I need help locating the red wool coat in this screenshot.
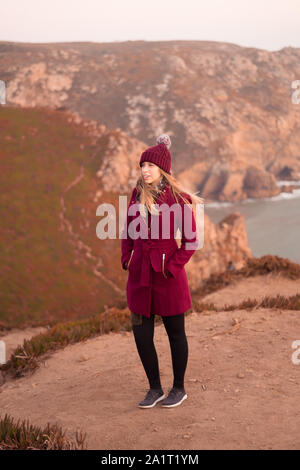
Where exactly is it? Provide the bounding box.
[121,184,198,318]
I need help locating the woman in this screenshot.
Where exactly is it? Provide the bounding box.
[121,134,203,409]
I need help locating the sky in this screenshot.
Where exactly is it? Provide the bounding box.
[1,0,300,52]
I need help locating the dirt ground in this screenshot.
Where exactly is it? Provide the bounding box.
[0,273,300,450]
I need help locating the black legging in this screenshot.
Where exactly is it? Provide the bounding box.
[131,312,188,390]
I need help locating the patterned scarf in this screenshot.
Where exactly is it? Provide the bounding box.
[152,175,168,199]
[136,176,168,202]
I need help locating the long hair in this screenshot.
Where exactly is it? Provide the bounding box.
[136,167,204,218]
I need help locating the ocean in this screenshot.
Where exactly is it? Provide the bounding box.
[204,180,300,264]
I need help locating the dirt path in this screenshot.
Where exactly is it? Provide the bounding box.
[59,164,124,296]
[1,293,300,449]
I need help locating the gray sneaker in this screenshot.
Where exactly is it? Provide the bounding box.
[161,387,187,408]
[138,388,165,408]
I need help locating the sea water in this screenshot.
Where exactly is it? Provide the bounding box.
[205,182,300,264]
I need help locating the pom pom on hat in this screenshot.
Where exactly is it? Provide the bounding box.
[156,133,171,149]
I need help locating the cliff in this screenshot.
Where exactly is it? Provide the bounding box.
[1,40,300,201]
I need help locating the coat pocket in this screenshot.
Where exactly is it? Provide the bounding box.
[127,249,134,269]
[162,253,168,278]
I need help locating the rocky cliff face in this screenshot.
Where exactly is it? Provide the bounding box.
[95,130,145,197]
[1,40,300,202]
[187,212,252,290]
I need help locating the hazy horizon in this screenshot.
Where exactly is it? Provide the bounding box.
[1,0,300,52]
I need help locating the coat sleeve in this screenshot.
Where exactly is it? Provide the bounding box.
[165,193,198,279]
[121,187,137,270]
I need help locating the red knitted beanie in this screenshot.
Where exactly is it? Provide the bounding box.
[139,134,172,174]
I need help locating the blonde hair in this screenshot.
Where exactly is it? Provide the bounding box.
[136,167,204,218]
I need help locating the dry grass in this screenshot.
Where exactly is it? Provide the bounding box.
[193,293,300,313]
[0,413,86,450]
[223,293,300,311]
